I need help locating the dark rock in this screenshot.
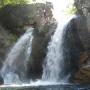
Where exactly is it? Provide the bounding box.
[0,3,53,36]
[61,12,90,82]
[0,26,18,68]
[0,75,4,84]
[73,0,90,84]
[26,22,57,79]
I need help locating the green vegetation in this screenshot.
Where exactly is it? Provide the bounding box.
[65,5,77,15]
[0,0,31,8]
[0,0,45,8]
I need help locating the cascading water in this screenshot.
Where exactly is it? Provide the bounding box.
[0,2,88,90]
[42,15,75,83]
[0,0,77,87]
[42,0,75,83]
[1,27,33,84]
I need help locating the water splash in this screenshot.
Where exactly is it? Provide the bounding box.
[1,27,33,84]
[42,0,75,82]
[42,15,75,82]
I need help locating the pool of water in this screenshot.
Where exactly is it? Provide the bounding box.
[0,84,90,90]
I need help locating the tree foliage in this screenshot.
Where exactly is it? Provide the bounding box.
[0,0,31,7]
[65,5,77,15]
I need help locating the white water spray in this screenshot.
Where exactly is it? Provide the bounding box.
[42,15,75,82]
[42,0,75,82]
[1,27,33,84]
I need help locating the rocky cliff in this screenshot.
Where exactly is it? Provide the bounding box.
[74,0,90,84]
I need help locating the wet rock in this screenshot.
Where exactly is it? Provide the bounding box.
[62,16,85,81]
[74,52,90,84]
[79,52,89,65]
[74,67,90,84]
[26,22,57,79]
[0,75,4,85]
[73,0,90,84]
[0,26,17,68]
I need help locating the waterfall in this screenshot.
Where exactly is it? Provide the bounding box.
[0,0,76,85]
[41,0,75,83]
[42,15,75,82]
[1,27,33,84]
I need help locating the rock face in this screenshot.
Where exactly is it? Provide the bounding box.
[0,3,53,61]
[73,0,90,84]
[26,22,56,79]
[0,3,53,36]
[62,13,90,83]
[62,16,84,82]
[0,26,17,68]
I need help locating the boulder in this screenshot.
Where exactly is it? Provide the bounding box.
[72,0,90,83]
[26,22,57,79]
[0,3,53,36]
[62,16,84,81]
